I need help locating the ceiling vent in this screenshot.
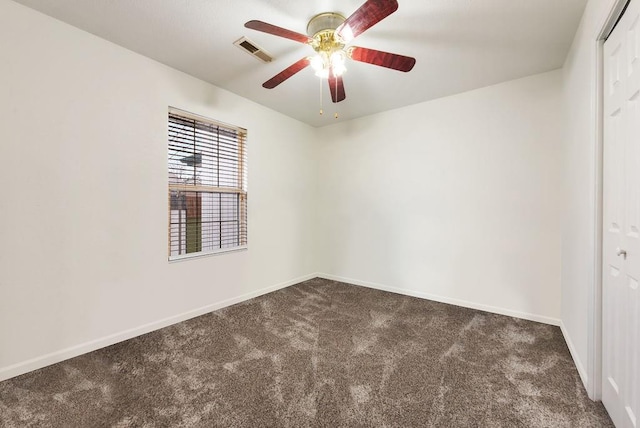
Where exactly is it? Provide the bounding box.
[233,37,274,63]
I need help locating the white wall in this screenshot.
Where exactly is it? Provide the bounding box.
[316,70,564,324]
[560,0,618,397]
[0,0,318,380]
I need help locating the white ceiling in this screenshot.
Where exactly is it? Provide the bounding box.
[13,0,587,127]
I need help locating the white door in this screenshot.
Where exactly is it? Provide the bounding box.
[603,0,640,426]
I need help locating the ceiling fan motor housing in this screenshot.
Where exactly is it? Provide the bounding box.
[307,12,347,55]
[306,13,348,79]
[306,12,345,37]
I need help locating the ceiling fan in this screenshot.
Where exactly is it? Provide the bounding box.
[244,0,416,104]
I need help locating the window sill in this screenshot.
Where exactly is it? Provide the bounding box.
[168,246,248,263]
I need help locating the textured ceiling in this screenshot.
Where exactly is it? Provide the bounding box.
[13,0,587,127]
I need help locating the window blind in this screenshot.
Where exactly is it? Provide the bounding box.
[168,109,247,259]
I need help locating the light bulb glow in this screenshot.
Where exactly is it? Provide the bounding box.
[339,25,354,43]
[330,51,347,77]
[310,55,324,72]
[332,63,346,77]
[311,49,347,79]
[315,68,330,79]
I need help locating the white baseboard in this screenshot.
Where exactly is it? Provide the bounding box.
[317,273,561,326]
[560,321,589,389]
[0,273,316,382]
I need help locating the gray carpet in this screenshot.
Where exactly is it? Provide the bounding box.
[0,278,612,427]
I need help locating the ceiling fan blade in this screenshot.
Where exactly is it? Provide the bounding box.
[336,0,398,42]
[328,71,346,103]
[349,46,416,72]
[263,57,310,89]
[245,20,312,44]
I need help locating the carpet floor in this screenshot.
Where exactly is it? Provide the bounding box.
[0,278,612,427]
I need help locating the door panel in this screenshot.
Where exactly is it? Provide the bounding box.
[625,2,640,426]
[603,0,640,426]
[604,27,626,427]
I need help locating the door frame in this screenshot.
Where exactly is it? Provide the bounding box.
[590,0,630,401]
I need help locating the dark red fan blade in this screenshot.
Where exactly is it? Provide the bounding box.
[263,57,310,89]
[336,0,398,41]
[328,70,346,103]
[245,20,311,44]
[349,46,416,72]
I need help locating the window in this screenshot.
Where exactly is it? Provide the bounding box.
[168,108,247,260]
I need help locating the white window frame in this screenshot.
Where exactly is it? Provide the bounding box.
[168,107,247,261]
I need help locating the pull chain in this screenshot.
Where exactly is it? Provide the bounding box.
[319,76,323,116]
[334,75,339,119]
